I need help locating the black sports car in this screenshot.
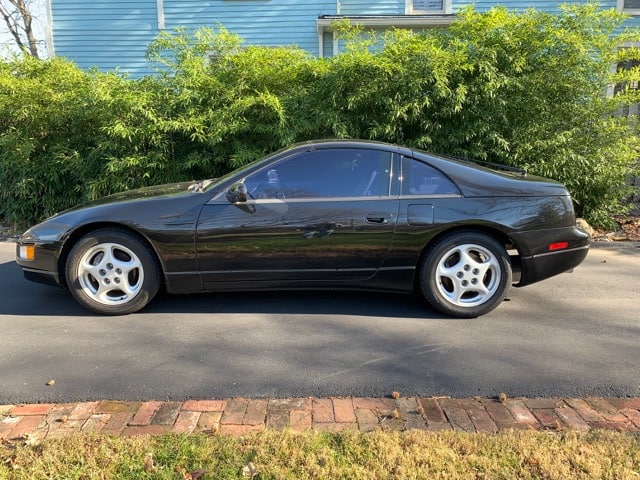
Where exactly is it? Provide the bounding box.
[16,140,590,317]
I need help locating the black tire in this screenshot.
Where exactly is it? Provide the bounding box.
[65,229,161,315]
[419,231,512,318]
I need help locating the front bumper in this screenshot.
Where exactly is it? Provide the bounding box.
[21,267,62,287]
[16,240,64,288]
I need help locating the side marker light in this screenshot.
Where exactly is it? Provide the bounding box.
[549,242,569,251]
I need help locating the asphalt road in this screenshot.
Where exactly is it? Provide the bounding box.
[1,240,638,404]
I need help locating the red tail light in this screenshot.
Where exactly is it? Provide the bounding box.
[549,242,569,251]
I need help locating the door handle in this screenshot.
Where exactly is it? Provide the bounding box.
[366,216,390,224]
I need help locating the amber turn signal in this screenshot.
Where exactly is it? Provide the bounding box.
[19,245,35,261]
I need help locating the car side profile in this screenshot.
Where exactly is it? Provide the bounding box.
[16,140,590,317]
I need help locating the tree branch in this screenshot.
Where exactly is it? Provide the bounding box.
[0,0,40,57]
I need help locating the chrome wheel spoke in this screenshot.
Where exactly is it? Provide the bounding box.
[77,242,144,306]
[435,243,501,308]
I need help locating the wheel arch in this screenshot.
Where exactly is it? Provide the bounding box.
[57,222,165,290]
[414,224,520,290]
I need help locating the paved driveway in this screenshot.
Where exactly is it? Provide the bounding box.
[0,241,638,404]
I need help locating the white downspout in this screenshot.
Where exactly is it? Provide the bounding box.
[157,0,165,29]
[44,0,54,57]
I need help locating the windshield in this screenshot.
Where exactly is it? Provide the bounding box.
[202,144,303,192]
[202,158,263,192]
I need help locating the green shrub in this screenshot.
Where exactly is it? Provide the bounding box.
[1,6,638,228]
[0,57,98,224]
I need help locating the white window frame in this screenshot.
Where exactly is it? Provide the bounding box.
[406,0,451,15]
[618,0,640,16]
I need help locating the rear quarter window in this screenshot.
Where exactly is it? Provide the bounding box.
[402,157,460,196]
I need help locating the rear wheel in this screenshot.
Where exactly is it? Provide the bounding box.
[65,229,161,315]
[419,232,512,318]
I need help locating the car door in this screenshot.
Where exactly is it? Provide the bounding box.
[195,147,400,287]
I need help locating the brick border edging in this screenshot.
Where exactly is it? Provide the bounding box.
[2,397,640,441]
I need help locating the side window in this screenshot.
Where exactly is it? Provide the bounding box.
[402,157,459,196]
[245,149,392,199]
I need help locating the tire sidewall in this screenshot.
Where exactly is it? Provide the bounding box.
[66,229,160,315]
[420,232,512,318]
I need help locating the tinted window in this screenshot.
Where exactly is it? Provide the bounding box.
[245,149,392,199]
[402,157,459,196]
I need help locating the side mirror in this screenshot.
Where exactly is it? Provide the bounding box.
[226,182,248,203]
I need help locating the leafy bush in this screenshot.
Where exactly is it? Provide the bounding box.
[0,57,98,223]
[0,5,638,228]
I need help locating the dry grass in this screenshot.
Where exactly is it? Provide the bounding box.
[2,429,639,479]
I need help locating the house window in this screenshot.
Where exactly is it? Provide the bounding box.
[406,0,448,14]
[619,0,640,14]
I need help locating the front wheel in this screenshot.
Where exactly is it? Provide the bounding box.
[419,232,512,318]
[65,229,161,315]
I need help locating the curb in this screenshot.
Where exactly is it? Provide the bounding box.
[2,396,640,440]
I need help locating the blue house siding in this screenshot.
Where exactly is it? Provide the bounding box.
[48,0,640,76]
[340,0,404,15]
[50,0,159,75]
[163,0,336,55]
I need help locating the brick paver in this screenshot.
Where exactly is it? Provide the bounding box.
[565,398,605,422]
[101,412,132,436]
[172,411,201,434]
[196,412,222,433]
[152,402,181,425]
[220,398,248,425]
[69,401,99,420]
[290,410,312,431]
[481,399,521,429]
[129,401,162,426]
[1,396,639,440]
[10,404,54,416]
[555,406,590,431]
[585,398,629,423]
[532,409,563,430]
[312,398,334,423]
[82,414,111,433]
[505,399,540,427]
[440,400,476,432]
[332,398,356,423]
[243,400,268,425]
[182,400,226,412]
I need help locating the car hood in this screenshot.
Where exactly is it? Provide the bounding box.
[59,181,206,213]
[22,181,209,242]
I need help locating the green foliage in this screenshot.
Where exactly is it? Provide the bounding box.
[0,57,97,223]
[1,5,639,227]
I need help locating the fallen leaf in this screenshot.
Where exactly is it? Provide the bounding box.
[46,380,55,386]
[144,452,157,473]
[242,462,259,478]
[184,469,207,480]
[25,434,41,447]
[4,454,20,469]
